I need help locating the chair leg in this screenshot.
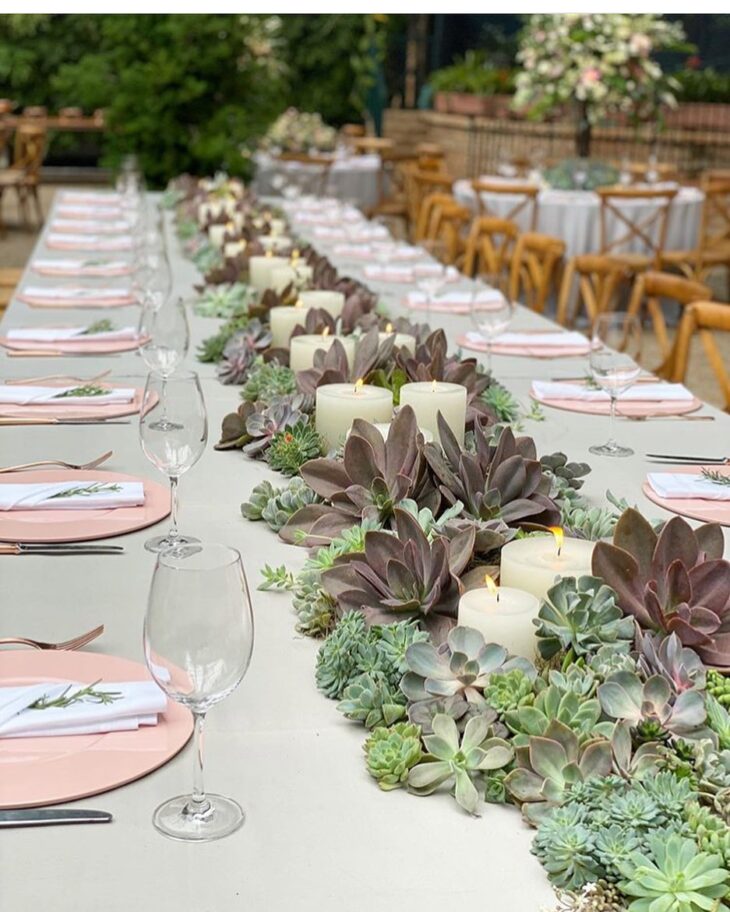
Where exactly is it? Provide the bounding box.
[31,186,42,225]
[0,188,5,239]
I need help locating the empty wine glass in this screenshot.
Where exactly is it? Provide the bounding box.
[589,312,642,458]
[139,370,208,553]
[469,275,515,374]
[138,296,189,388]
[144,542,254,841]
[415,264,448,319]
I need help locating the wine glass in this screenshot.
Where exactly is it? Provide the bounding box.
[144,542,254,841]
[469,276,516,374]
[139,370,208,553]
[588,313,642,458]
[138,296,189,389]
[415,264,448,319]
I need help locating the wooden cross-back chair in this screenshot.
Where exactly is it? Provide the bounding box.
[626,270,712,364]
[353,136,393,156]
[274,152,333,196]
[0,122,47,233]
[596,186,677,271]
[660,177,730,288]
[470,179,539,230]
[415,192,471,264]
[620,161,679,184]
[462,216,519,281]
[556,254,629,327]
[660,301,730,411]
[508,231,566,314]
[406,168,454,239]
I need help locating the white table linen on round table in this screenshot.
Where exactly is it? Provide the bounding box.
[2,190,728,912]
[453,176,704,260]
[252,151,382,210]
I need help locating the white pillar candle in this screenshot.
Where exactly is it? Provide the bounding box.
[270,218,287,236]
[372,421,433,443]
[270,264,314,293]
[378,331,416,354]
[269,304,309,348]
[208,223,232,249]
[197,202,212,226]
[297,290,345,319]
[399,381,467,446]
[222,198,238,217]
[224,240,246,259]
[209,200,224,219]
[499,531,596,601]
[249,255,288,292]
[260,235,292,253]
[458,580,540,659]
[289,333,356,373]
[231,211,245,232]
[316,382,394,450]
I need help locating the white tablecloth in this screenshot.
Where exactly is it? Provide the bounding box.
[453,176,704,260]
[252,152,381,210]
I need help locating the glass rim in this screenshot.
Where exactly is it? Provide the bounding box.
[157,543,242,572]
[145,368,200,382]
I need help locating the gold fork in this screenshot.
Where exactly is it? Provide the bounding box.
[0,625,104,650]
[0,450,113,473]
[4,370,112,386]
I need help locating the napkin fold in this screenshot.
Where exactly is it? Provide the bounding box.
[0,681,166,738]
[0,385,135,406]
[50,219,132,235]
[647,473,730,501]
[60,191,123,205]
[492,331,590,348]
[32,258,132,276]
[47,233,133,251]
[332,243,423,261]
[0,480,145,511]
[532,381,694,402]
[56,205,124,220]
[20,286,133,302]
[407,289,504,307]
[6,326,138,342]
[364,264,460,283]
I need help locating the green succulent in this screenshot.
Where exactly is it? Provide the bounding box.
[266,421,324,477]
[484,668,537,714]
[686,801,730,868]
[532,806,603,889]
[540,452,591,505]
[191,240,222,274]
[301,521,377,571]
[363,722,423,790]
[561,490,633,542]
[589,644,639,681]
[504,682,604,747]
[241,360,297,406]
[408,713,513,815]
[337,673,407,729]
[706,695,730,750]
[197,309,250,363]
[708,671,730,708]
[241,479,279,522]
[396,498,465,539]
[617,834,729,912]
[372,621,430,688]
[315,611,370,698]
[535,575,636,661]
[550,881,626,912]
[480,382,520,424]
[548,666,599,699]
[292,576,337,638]
[194,282,251,318]
[261,477,322,532]
[175,216,197,238]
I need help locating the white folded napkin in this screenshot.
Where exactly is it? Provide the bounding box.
[32,258,131,275]
[0,681,166,738]
[20,286,132,301]
[0,385,135,406]
[532,381,694,402]
[364,264,460,282]
[0,480,145,511]
[50,219,132,234]
[6,326,138,342]
[332,243,423,261]
[407,289,504,307]
[60,191,123,204]
[47,233,133,250]
[492,331,589,349]
[648,472,730,501]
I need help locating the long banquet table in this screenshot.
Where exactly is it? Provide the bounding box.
[2,190,729,912]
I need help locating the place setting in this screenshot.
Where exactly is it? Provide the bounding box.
[0,320,147,356]
[16,285,137,309]
[45,233,135,253]
[32,258,134,278]
[0,377,150,423]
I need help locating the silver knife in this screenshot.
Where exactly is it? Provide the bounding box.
[1,543,124,555]
[646,454,728,464]
[0,808,112,827]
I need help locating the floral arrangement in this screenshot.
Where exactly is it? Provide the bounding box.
[260,107,337,154]
[543,159,619,191]
[166,173,730,912]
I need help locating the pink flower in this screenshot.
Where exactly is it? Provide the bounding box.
[581,67,601,85]
[629,33,652,57]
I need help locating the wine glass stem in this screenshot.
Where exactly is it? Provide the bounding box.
[169,475,180,540]
[608,393,617,447]
[486,342,493,375]
[191,711,207,808]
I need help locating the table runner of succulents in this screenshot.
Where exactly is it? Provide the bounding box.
[163,174,730,912]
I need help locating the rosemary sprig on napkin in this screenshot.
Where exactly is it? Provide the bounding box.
[81,319,114,335]
[701,467,730,487]
[49,482,122,499]
[29,679,122,710]
[53,384,108,399]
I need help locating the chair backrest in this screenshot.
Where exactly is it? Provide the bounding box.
[628,270,711,361]
[470,179,539,230]
[462,216,519,279]
[59,106,83,119]
[22,105,47,118]
[556,254,628,326]
[415,192,470,263]
[663,301,730,410]
[353,137,393,156]
[624,161,678,183]
[597,186,677,265]
[406,168,454,237]
[509,231,566,313]
[698,177,730,257]
[13,124,46,180]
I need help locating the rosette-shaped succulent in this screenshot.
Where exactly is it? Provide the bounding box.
[242,360,296,405]
[504,681,603,747]
[401,625,535,714]
[266,421,324,476]
[243,398,305,457]
[215,400,257,451]
[282,406,438,546]
[617,834,729,912]
[320,508,475,643]
[336,673,407,729]
[408,713,513,815]
[194,282,250,318]
[216,320,273,385]
[505,720,614,824]
[636,631,707,695]
[597,670,707,741]
[484,668,537,714]
[589,644,638,680]
[535,576,635,661]
[242,477,322,532]
[364,723,423,791]
[592,508,730,668]
[424,419,560,529]
[315,611,369,699]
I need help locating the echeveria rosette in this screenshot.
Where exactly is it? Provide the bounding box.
[216,320,273,385]
[636,630,707,696]
[321,507,476,644]
[364,723,423,791]
[266,421,324,477]
[504,681,604,748]
[592,509,730,668]
[242,398,306,458]
[408,713,513,815]
[617,834,730,912]
[336,673,407,729]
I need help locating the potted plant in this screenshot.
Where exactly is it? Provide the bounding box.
[429,51,515,118]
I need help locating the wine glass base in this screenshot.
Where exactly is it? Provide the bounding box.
[144,534,200,554]
[152,794,245,842]
[148,417,184,432]
[589,442,634,458]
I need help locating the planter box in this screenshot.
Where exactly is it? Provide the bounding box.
[434,92,516,118]
[665,102,730,131]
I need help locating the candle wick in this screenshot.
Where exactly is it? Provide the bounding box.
[496,590,500,604]
[557,545,562,558]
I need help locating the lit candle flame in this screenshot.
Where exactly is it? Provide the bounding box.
[354,378,364,394]
[265,249,273,258]
[484,573,499,603]
[322,327,330,339]
[385,322,393,333]
[295,298,303,308]
[291,248,300,260]
[431,380,438,392]
[226,221,234,232]
[548,526,564,557]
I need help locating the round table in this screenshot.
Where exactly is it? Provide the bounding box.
[453,176,704,260]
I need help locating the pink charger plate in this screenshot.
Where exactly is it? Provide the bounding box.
[457,332,591,359]
[0,650,192,809]
[0,383,154,421]
[46,240,133,252]
[17,291,136,309]
[642,464,730,527]
[405,297,471,315]
[529,388,702,418]
[0,335,147,355]
[0,468,171,543]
